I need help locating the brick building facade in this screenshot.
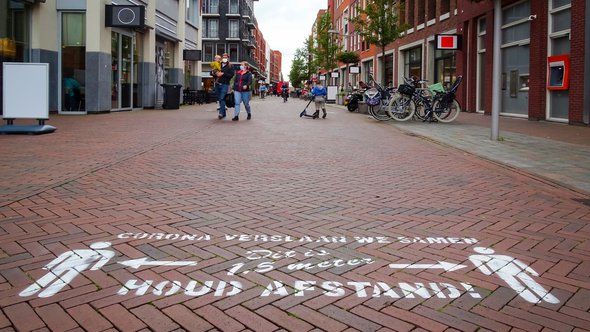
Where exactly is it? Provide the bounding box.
[327,0,588,125]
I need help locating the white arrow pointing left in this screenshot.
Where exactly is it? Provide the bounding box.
[118,257,198,269]
[389,261,466,272]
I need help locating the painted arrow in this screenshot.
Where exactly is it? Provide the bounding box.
[389,262,466,272]
[119,258,198,269]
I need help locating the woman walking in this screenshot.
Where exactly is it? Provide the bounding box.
[232,61,253,121]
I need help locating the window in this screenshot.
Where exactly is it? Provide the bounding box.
[228,19,239,38]
[204,19,218,38]
[186,0,199,24]
[441,0,450,14]
[404,46,422,78]
[427,0,435,21]
[434,49,456,86]
[203,0,219,14]
[203,43,214,61]
[216,43,225,58]
[548,0,571,120]
[407,0,414,27]
[501,0,530,115]
[477,17,486,112]
[229,43,238,62]
[229,0,239,14]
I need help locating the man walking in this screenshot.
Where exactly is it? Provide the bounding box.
[214,53,235,119]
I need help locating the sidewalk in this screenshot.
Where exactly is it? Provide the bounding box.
[330,104,590,195]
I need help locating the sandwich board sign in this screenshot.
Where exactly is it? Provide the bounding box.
[1,62,55,134]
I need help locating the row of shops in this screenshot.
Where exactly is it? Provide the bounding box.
[327,0,589,125]
[0,0,202,115]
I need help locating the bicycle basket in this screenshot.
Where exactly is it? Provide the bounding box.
[397,84,415,96]
[364,88,381,106]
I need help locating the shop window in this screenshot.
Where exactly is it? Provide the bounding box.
[61,12,86,113]
[500,1,530,116]
[434,49,455,86]
[404,46,422,79]
[548,0,571,121]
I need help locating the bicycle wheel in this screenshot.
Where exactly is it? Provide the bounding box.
[433,98,461,123]
[368,104,391,121]
[387,94,415,121]
[413,89,432,121]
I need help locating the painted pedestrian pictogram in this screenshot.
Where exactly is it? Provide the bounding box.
[468,247,559,304]
[17,235,559,305]
[19,242,115,298]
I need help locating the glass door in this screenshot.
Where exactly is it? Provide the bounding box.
[111,31,133,110]
[60,12,86,114]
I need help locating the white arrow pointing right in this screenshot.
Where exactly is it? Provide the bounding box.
[389,261,466,272]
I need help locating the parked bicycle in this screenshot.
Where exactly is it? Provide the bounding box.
[388,75,463,123]
[365,76,396,121]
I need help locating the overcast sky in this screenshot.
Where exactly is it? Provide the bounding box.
[254,0,327,81]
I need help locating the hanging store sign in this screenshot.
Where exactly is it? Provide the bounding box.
[436,34,462,50]
[105,5,145,28]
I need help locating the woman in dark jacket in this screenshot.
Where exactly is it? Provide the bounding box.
[232,61,253,121]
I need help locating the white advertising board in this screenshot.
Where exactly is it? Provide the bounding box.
[3,63,49,119]
[327,85,338,102]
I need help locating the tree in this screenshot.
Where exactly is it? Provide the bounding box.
[289,37,319,88]
[350,0,405,85]
[289,50,307,88]
[313,12,339,75]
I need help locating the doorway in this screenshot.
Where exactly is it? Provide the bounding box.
[111,31,134,110]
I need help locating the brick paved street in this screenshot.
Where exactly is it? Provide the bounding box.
[1,97,589,331]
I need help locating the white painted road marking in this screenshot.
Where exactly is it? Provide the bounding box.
[118,258,198,269]
[389,262,467,272]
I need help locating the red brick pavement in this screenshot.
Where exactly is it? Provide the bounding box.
[0,98,589,331]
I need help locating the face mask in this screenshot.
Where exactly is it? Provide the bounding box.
[222,58,228,63]
[240,66,246,71]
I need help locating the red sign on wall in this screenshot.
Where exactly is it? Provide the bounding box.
[436,34,462,50]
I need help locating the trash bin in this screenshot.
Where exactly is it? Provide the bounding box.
[161,83,182,109]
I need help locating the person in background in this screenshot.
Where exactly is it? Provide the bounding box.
[259,84,267,99]
[281,82,289,102]
[310,79,328,119]
[63,68,81,112]
[210,55,222,111]
[214,53,235,119]
[232,61,253,121]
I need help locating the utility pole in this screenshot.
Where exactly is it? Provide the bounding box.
[491,0,502,140]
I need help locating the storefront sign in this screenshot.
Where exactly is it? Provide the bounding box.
[436,34,462,50]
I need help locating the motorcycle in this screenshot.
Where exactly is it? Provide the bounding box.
[345,89,364,112]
